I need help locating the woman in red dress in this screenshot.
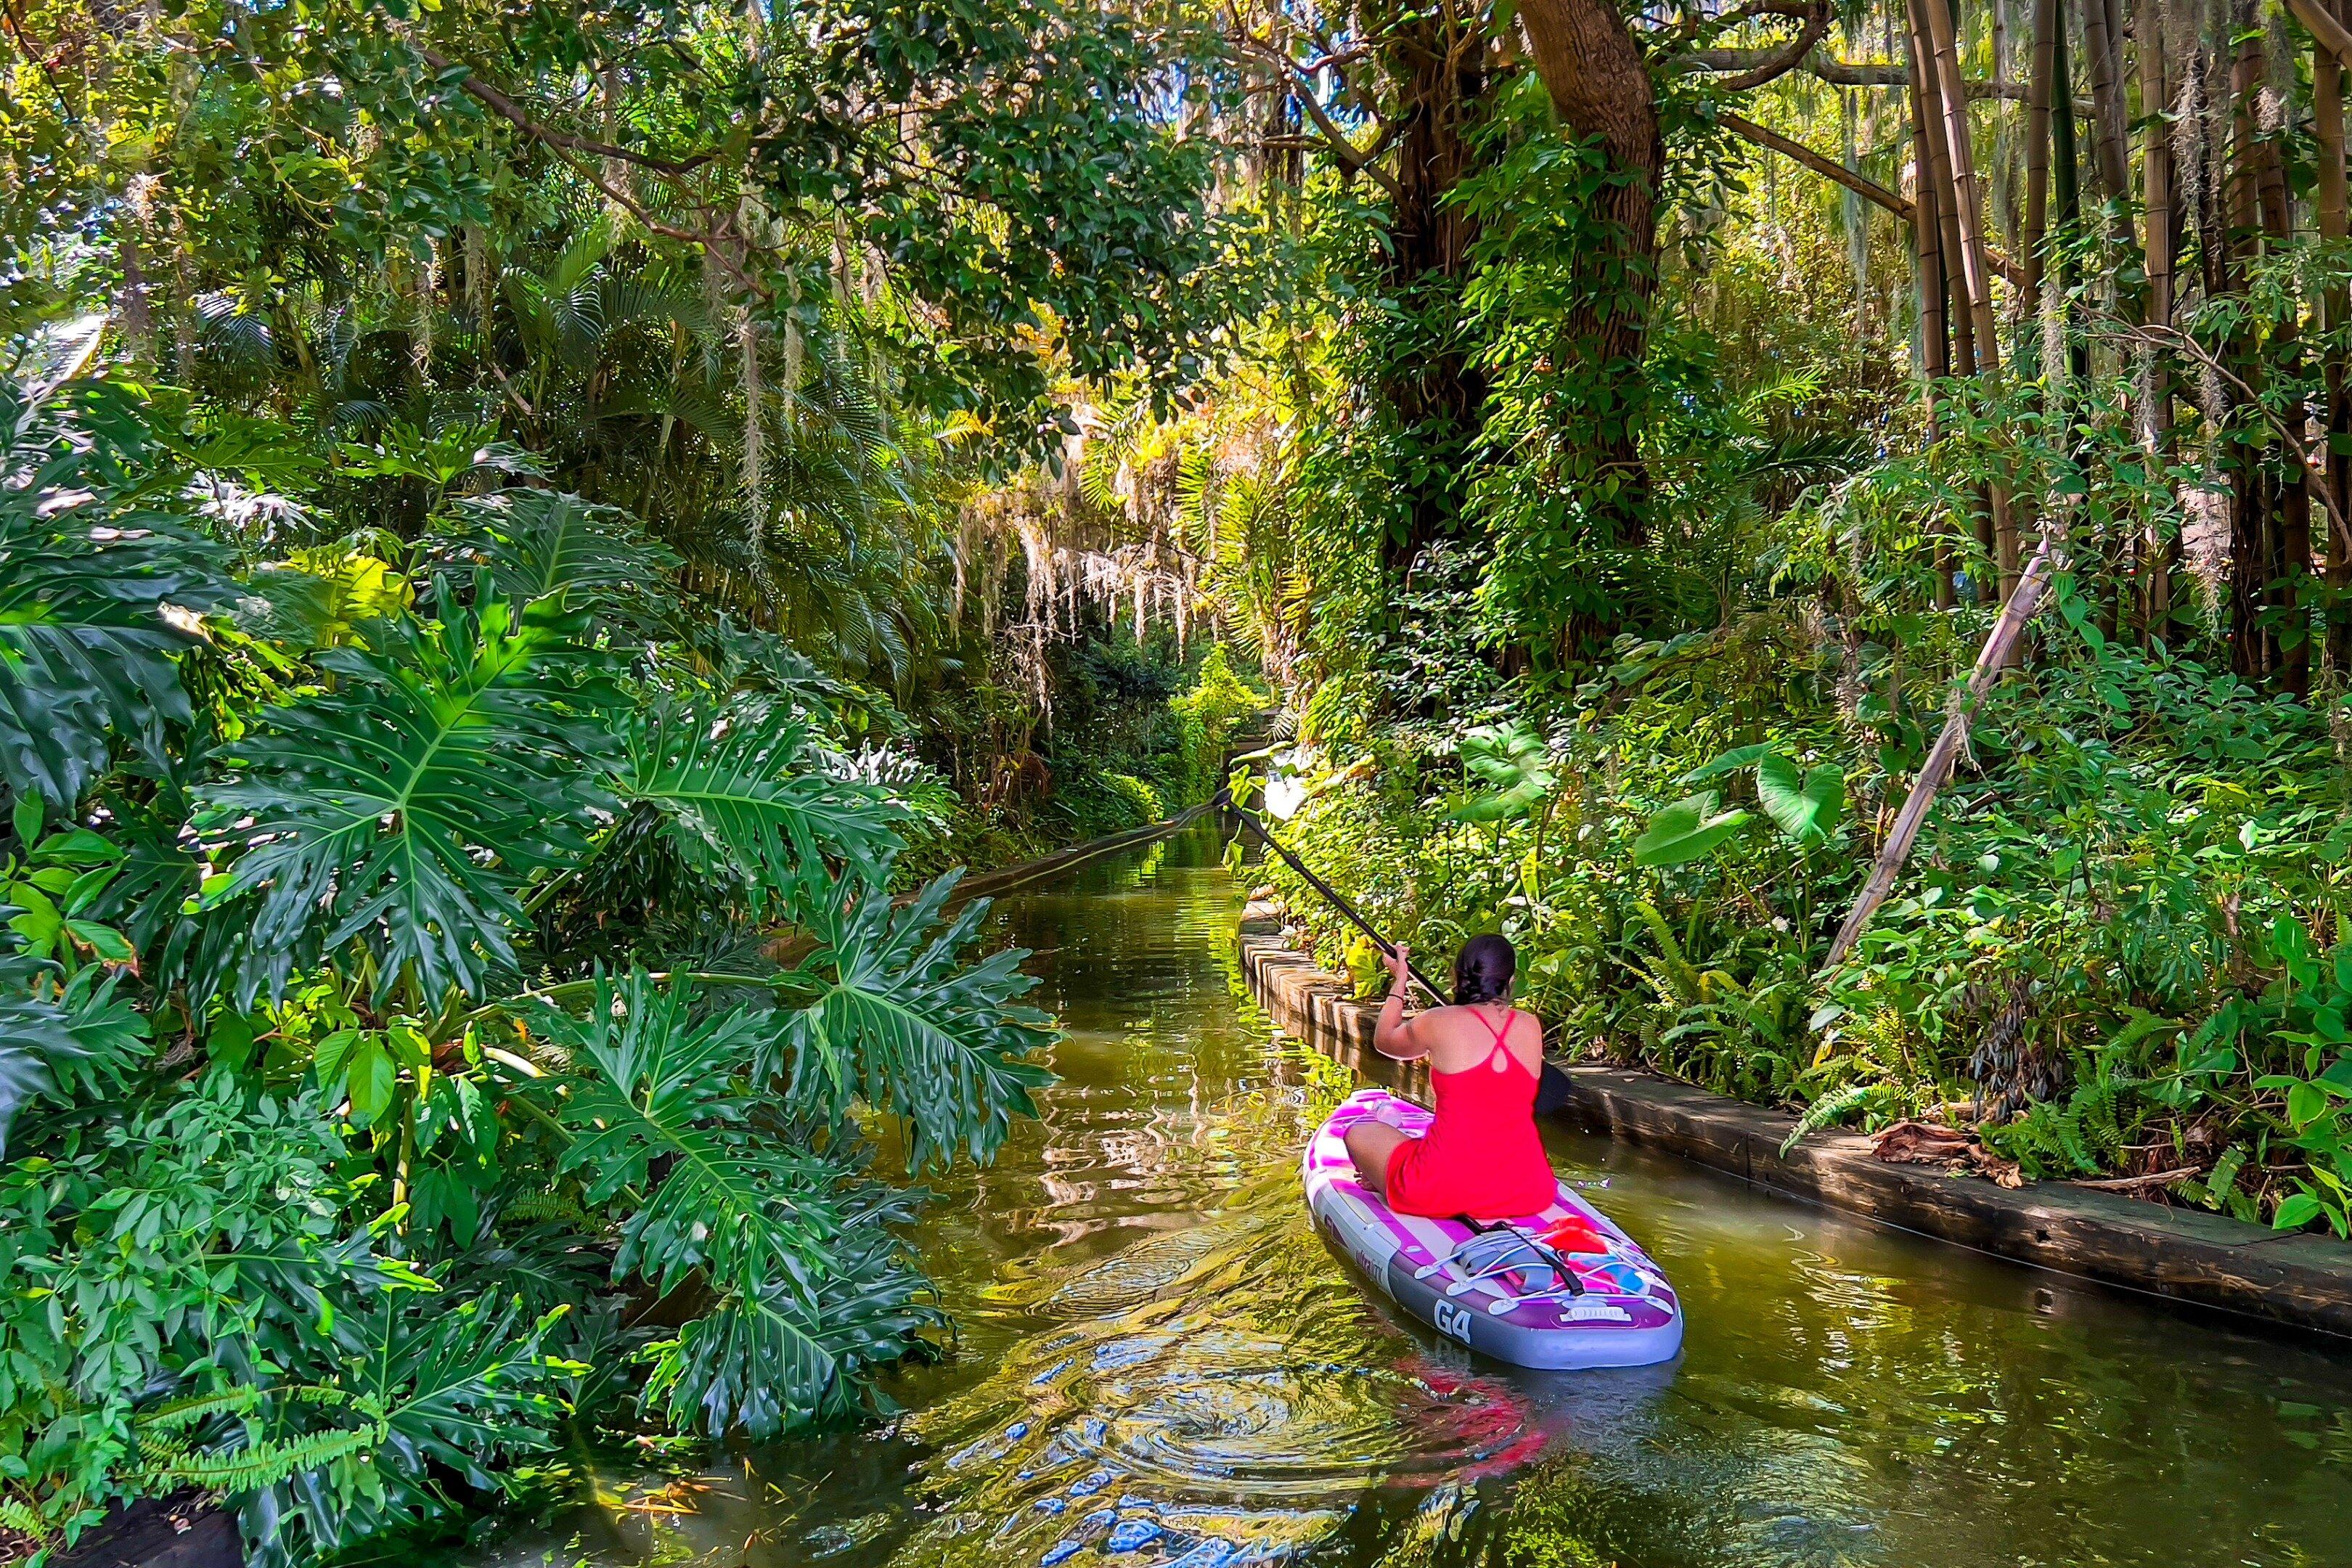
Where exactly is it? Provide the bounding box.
[1342,934,1559,1220]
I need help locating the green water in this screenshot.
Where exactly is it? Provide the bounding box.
[488,833,2352,1568]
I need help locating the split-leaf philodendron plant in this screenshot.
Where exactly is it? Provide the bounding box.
[0,375,1053,1566]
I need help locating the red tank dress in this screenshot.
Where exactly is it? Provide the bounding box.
[1383,1007,1559,1220]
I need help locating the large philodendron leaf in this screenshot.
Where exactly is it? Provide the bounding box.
[235,1295,569,1568]
[528,970,845,1297]
[775,872,1057,1169]
[0,953,150,1156]
[619,701,906,912]
[520,969,923,1436]
[422,490,681,633]
[195,589,618,1005]
[0,377,234,811]
[644,1183,936,1438]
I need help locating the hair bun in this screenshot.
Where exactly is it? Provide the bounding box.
[1453,933,1516,1006]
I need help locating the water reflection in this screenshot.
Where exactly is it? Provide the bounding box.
[467,830,2352,1568]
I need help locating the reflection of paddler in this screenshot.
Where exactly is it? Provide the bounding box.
[1395,1357,1551,1482]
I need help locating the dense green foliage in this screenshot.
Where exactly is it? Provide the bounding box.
[1188,0,2352,1242]
[0,373,1069,1565]
[17,0,2352,1550]
[0,0,1271,1551]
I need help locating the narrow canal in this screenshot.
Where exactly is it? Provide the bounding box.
[483,830,2352,1568]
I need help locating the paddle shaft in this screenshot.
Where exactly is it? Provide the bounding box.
[1217,788,1579,1114]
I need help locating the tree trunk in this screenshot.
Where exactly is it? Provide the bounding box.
[1516,0,1664,553]
[1365,4,1492,590]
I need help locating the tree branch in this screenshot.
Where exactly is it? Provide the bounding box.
[1705,1,1832,91]
[1717,110,2028,286]
[1718,109,1911,220]
[1225,15,1404,200]
[1689,46,2094,111]
[419,46,723,178]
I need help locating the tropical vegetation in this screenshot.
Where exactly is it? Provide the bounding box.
[15,0,2352,1555]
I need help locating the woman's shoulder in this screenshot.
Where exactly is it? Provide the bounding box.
[1420,1003,1545,1055]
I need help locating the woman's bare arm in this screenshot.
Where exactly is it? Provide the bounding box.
[1373,943,1429,1059]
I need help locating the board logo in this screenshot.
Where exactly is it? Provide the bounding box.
[1432,1299,1474,1344]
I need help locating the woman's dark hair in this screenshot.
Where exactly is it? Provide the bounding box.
[1453,934,1516,1006]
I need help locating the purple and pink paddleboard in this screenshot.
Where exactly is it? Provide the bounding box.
[1304,1087,1683,1369]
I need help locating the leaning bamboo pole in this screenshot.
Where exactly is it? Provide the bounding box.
[1826,534,2058,968]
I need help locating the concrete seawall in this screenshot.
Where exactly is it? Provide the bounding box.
[1237,909,2352,1342]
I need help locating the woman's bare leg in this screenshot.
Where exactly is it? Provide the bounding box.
[1344,1122,1410,1196]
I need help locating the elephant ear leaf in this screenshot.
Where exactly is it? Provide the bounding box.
[1632,793,1752,867]
[1758,753,1844,846]
[1447,722,1557,823]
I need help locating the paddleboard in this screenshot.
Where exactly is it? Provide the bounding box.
[1303,1087,1683,1369]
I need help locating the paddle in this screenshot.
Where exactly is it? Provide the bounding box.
[1218,788,1580,1112]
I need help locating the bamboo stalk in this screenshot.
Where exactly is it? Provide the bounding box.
[2024,0,2058,302]
[2320,1,2352,671]
[2139,0,2179,642]
[2226,20,2273,682]
[1922,0,2004,368]
[1826,535,2058,968]
[2078,0,2135,216]
[1909,0,1979,376]
[1903,70,1958,607]
[2258,21,2313,694]
[1922,0,2024,595]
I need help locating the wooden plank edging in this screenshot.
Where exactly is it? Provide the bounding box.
[1236,915,2352,1341]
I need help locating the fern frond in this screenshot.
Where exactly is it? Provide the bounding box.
[143,1424,387,1492]
[1779,1081,1893,1154]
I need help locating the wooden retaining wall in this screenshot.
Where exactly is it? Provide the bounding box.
[1237,910,2352,1342]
